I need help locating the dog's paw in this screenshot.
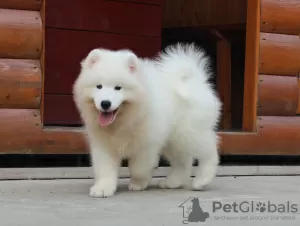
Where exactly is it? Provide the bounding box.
[128,179,149,191]
[158,177,182,189]
[89,181,116,198]
[191,178,209,191]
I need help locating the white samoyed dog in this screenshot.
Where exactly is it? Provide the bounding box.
[73,43,222,198]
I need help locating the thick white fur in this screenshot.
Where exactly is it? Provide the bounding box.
[73,44,222,198]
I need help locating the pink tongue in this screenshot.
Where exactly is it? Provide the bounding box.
[99,112,114,127]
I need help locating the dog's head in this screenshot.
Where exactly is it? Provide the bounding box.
[73,48,145,127]
[191,198,199,205]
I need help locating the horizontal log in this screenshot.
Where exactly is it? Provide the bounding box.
[259,33,300,76]
[261,0,300,34]
[1,110,300,155]
[0,0,42,10]
[0,109,86,154]
[0,59,41,109]
[258,75,298,116]
[0,9,42,59]
[222,116,300,155]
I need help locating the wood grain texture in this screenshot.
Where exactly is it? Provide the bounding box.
[0,109,86,154]
[163,0,247,28]
[40,0,45,123]
[43,94,82,125]
[45,28,161,94]
[0,0,42,10]
[0,59,41,109]
[222,116,300,155]
[261,0,300,34]
[216,34,232,129]
[2,110,300,155]
[46,0,162,37]
[242,0,260,132]
[106,0,163,5]
[259,33,300,76]
[0,9,42,59]
[258,75,298,116]
[298,78,300,114]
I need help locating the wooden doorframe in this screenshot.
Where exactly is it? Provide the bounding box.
[210,0,260,133]
[242,0,261,132]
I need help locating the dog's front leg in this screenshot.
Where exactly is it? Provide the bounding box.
[128,149,159,191]
[89,144,119,198]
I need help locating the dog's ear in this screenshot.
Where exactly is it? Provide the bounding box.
[127,53,139,73]
[81,49,101,69]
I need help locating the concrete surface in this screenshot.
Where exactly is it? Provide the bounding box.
[1,176,300,226]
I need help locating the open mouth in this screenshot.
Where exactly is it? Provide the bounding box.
[99,108,119,127]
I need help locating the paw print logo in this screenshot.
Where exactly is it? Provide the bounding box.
[256,202,266,212]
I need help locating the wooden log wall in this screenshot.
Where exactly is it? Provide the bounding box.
[0,0,299,156]
[0,0,86,154]
[0,1,43,152]
[0,2,42,110]
[223,0,300,155]
[259,0,300,116]
[0,0,42,11]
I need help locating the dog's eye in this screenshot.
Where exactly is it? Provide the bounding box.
[96,85,102,89]
[115,86,122,91]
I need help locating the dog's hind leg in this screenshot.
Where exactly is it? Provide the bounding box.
[191,133,219,190]
[158,148,193,189]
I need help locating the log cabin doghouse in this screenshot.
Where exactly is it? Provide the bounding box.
[0,0,300,156]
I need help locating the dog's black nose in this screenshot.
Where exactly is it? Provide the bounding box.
[101,100,111,110]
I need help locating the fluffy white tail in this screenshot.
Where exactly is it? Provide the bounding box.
[157,43,213,98]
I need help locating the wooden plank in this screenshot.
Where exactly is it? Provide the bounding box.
[163,0,247,28]
[261,0,300,35]
[46,0,162,37]
[242,0,260,132]
[43,94,82,125]
[297,77,300,115]
[0,9,42,59]
[2,109,300,155]
[298,78,300,114]
[216,32,232,129]
[0,0,42,11]
[45,28,161,95]
[0,59,41,109]
[259,33,300,76]
[258,75,298,116]
[0,109,86,154]
[40,0,45,123]
[222,116,300,155]
[106,0,163,5]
